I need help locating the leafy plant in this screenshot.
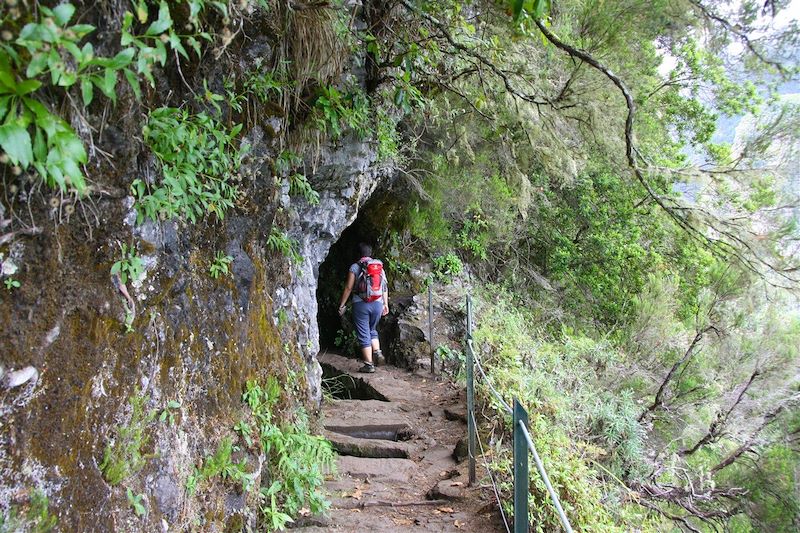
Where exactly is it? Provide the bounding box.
[159,400,181,426]
[375,106,400,161]
[100,394,157,485]
[456,214,488,260]
[243,69,287,103]
[273,150,320,205]
[209,251,233,279]
[111,243,145,285]
[126,488,147,517]
[288,173,320,205]
[0,3,147,194]
[4,277,20,290]
[241,379,335,530]
[186,436,253,496]
[267,227,301,263]
[334,328,358,355]
[121,0,212,89]
[312,85,370,140]
[432,252,463,283]
[132,107,247,224]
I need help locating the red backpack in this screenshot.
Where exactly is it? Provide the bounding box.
[356,257,384,302]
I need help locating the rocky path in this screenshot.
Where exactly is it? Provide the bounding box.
[296,352,503,532]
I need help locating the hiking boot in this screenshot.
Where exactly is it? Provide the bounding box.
[357,362,375,373]
[374,350,386,366]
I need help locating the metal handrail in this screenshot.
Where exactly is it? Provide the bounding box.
[464,293,574,533]
[518,420,575,533]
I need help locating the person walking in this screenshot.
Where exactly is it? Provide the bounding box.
[337,242,388,373]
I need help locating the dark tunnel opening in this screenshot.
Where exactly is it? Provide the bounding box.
[316,191,402,354]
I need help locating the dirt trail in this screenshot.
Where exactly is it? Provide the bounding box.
[296,352,503,532]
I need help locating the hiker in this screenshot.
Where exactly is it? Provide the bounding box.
[337,242,389,373]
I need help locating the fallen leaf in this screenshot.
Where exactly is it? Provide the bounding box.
[450,481,464,487]
[454,519,464,528]
[298,508,311,517]
[392,518,414,526]
[437,506,455,513]
[350,488,363,500]
[350,508,361,513]
[433,510,441,515]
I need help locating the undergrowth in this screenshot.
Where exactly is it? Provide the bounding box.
[469,288,649,531]
[185,378,334,531]
[237,378,335,531]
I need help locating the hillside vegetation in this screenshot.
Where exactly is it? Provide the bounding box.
[0,0,798,531]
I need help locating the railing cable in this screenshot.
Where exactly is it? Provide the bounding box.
[469,339,513,415]
[471,410,512,533]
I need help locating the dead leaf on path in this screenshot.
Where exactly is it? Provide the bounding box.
[450,481,464,487]
[350,508,361,513]
[350,488,363,500]
[298,508,311,517]
[392,518,414,526]
[454,519,465,528]
[437,507,455,514]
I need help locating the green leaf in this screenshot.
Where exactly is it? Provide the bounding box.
[145,1,173,36]
[26,53,49,78]
[16,79,42,96]
[121,12,135,45]
[52,4,77,26]
[81,78,94,106]
[169,32,188,59]
[101,48,136,70]
[124,69,142,100]
[532,0,548,18]
[100,68,118,102]
[0,122,33,167]
[70,25,96,38]
[0,96,10,122]
[32,126,46,160]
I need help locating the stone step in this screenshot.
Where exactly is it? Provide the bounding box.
[336,456,418,483]
[324,429,415,459]
[319,352,424,403]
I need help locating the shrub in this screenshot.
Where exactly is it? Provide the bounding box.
[132,107,247,224]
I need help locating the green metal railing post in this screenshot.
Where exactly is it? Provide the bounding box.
[466,295,476,485]
[513,398,529,533]
[429,284,434,374]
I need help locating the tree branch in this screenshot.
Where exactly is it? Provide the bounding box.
[687,0,791,77]
[679,368,760,456]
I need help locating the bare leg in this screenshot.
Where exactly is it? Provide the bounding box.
[361,345,373,364]
[371,338,381,353]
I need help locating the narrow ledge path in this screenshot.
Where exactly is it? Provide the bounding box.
[296,352,503,532]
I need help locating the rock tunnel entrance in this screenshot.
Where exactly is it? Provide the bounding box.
[316,191,401,353]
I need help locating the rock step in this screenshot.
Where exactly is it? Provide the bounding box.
[319,352,425,403]
[335,456,418,483]
[323,429,415,459]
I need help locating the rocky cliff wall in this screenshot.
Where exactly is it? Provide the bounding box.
[0,6,386,529]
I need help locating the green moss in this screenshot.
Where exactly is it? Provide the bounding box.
[0,489,58,533]
[100,393,157,485]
